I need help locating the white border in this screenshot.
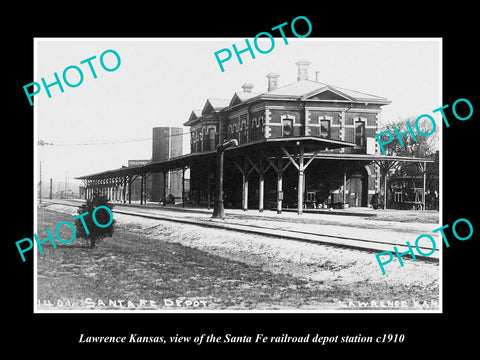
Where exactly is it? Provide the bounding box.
[33,38,39,311]
[33,37,443,314]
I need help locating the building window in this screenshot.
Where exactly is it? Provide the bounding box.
[320,119,330,138]
[209,128,215,151]
[201,128,207,151]
[355,120,365,146]
[282,116,294,137]
[250,118,255,141]
[227,125,231,140]
[240,122,245,143]
[196,130,202,152]
[259,116,265,136]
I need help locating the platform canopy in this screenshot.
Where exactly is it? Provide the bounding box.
[224,136,356,156]
[76,136,433,213]
[76,137,356,180]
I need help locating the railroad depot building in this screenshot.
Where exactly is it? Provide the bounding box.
[186,60,397,210]
[77,60,431,214]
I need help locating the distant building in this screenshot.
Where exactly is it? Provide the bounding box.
[127,159,152,201]
[79,185,86,198]
[151,127,184,202]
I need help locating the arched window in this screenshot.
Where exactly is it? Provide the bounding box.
[190,132,195,152]
[251,117,258,140]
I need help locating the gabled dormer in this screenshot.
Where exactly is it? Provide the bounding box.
[229,83,261,107]
[202,98,230,115]
[183,109,203,127]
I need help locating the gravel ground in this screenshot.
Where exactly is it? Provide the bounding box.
[39,203,440,310]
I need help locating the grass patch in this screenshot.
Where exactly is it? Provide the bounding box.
[36,207,438,311]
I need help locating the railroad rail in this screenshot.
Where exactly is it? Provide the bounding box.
[39,199,439,261]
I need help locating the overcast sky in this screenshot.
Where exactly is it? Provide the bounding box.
[35,38,441,191]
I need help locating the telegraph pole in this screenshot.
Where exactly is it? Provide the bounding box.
[212,139,238,219]
[39,161,42,204]
[37,140,53,203]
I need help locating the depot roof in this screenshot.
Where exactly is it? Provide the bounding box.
[264,80,390,103]
[184,79,391,127]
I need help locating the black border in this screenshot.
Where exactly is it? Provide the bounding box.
[7,6,478,354]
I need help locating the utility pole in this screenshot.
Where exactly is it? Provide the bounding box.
[39,161,42,204]
[212,139,238,219]
[49,178,53,199]
[37,140,53,203]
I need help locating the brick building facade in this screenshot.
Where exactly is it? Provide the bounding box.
[185,60,390,209]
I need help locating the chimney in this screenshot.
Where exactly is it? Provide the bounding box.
[241,83,254,93]
[296,59,311,81]
[315,71,319,82]
[266,72,280,91]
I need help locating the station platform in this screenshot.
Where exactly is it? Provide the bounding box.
[42,198,441,259]
[60,197,440,223]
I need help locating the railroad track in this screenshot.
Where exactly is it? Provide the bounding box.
[39,199,439,261]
